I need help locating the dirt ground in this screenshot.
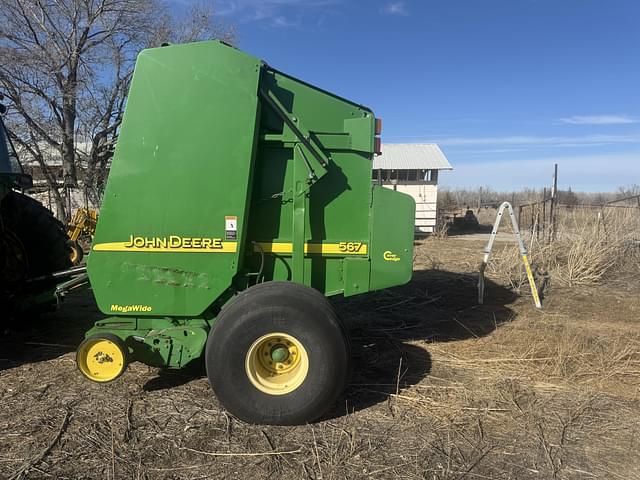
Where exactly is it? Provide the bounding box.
[1,236,639,479]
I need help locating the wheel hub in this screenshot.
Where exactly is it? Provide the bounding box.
[270,344,289,363]
[93,351,114,364]
[245,333,309,395]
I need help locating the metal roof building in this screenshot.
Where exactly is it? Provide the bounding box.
[373,143,452,235]
[373,143,453,171]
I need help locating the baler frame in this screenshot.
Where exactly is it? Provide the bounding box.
[73,41,415,425]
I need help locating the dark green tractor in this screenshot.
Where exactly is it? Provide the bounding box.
[0,95,71,318]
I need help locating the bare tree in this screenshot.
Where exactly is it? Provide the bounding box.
[558,187,578,206]
[0,0,234,219]
[617,184,640,199]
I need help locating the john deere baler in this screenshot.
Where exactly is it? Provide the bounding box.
[79,41,415,424]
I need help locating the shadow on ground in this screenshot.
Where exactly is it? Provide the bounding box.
[445,223,493,236]
[328,268,517,417]
[1,269,517,422]
[142,362,205,391]
[0,289,100,371]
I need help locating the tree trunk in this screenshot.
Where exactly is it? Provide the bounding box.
[37,156,67,220]
[60,55,79,222]
[51,186,66,221]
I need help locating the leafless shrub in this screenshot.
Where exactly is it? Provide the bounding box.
[486,244,531,291]
[432,218,450,238]
[475,207,500,226]
[488,207,640,288]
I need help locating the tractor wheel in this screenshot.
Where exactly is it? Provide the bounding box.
[205,281,351,425]
[67,239,84,265]
[0,228,27,285]
[0,191,71,278]
[76,334,129,383]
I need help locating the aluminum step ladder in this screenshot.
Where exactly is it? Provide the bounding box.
[478,201,542,309]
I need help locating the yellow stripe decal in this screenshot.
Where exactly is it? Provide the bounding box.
[93,239,367,256]
[93,241,238,253]
[254,242,368,255]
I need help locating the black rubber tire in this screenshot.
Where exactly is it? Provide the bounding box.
[0,191,71,277]
[205,282,351,425]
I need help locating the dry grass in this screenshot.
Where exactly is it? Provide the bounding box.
[488,207,640,289]
[476,207,501,226]
[1,237,639,479]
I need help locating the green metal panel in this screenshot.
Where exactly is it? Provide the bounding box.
[245,68,376,295]
[369,186,415,290]
[85,41,415,368]
[88,41,262,317]
[343,258,370,297]
[85,316,210,368]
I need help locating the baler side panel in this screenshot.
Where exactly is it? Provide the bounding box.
[369,186,415,290]
[246,69,375,295]
[88,41,262,317]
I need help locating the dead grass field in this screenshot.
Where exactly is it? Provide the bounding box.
[1,235,639,479]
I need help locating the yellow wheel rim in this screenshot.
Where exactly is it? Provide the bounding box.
[245,332,309,395]
[69,245,80,264]
[77,337,126,382]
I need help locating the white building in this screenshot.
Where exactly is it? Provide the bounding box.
[373,144,452,234]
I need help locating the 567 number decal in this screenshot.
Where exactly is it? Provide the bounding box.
[338,242,364,253]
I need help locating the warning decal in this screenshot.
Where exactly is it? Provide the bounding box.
[225,216,238,241]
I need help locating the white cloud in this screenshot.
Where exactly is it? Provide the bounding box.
[452,148,528,155]
[429,133,640,147]
[270,15,301,27]
[381,2,407,15]
[213,0,340,26]
[558,115,638,125]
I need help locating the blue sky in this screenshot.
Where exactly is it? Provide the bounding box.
[172,0,640,192]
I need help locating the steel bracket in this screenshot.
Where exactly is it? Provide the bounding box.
[259,88,330,191]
